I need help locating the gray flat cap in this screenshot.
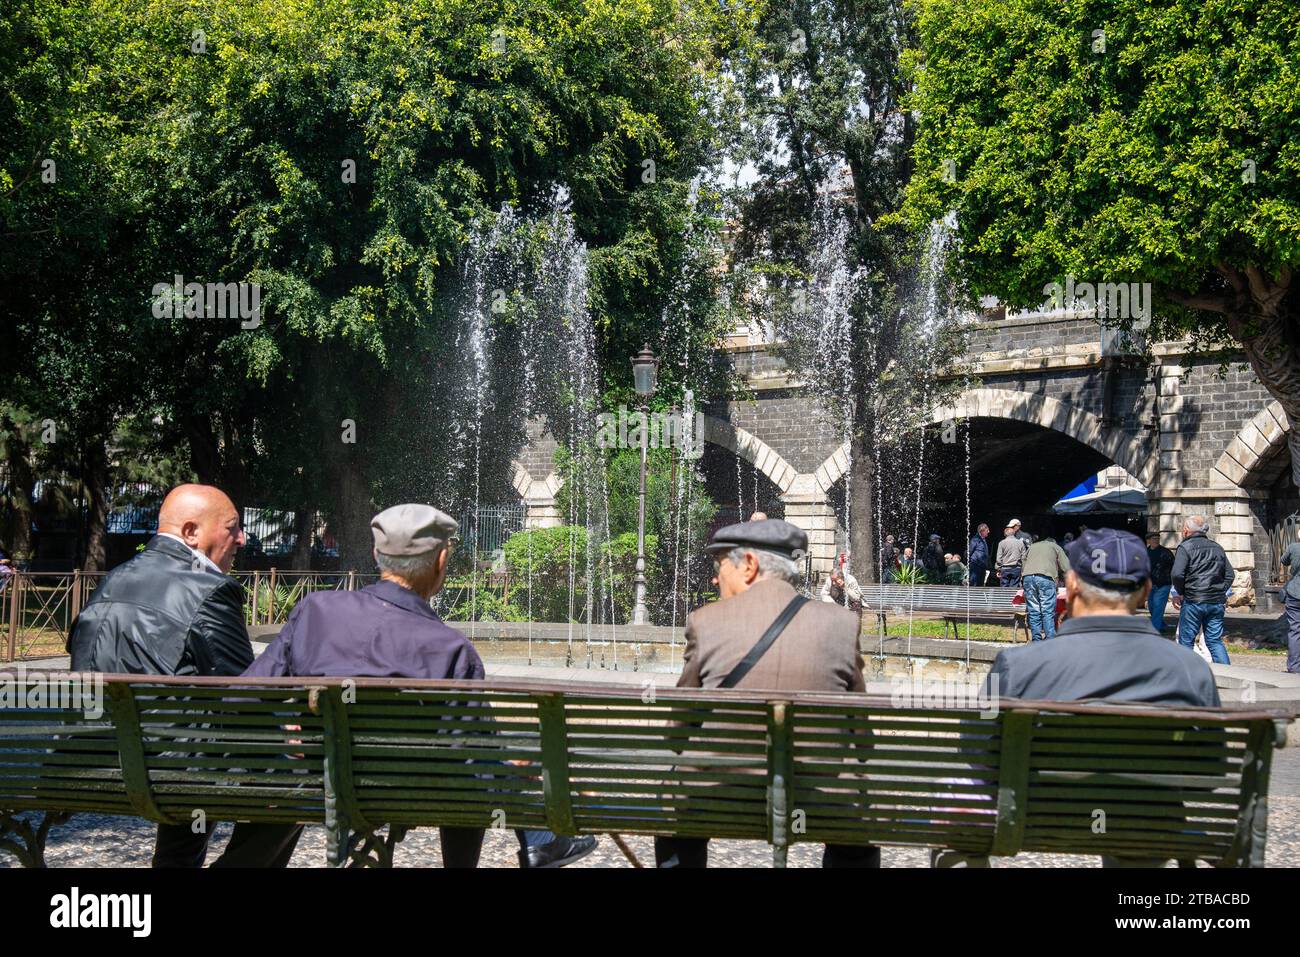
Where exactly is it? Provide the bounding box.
[371,504,458,556]
[705,518,807,560]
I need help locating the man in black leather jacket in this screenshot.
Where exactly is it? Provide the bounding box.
[68,483,253,865]
[1171,515,1235,664]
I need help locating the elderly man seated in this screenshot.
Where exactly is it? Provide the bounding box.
[211,504,596,869]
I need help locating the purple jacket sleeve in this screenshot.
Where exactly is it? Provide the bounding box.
[242,601,304,677]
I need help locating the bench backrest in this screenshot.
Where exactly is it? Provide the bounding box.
[0,673,1289,865]
[859,585,1020,613]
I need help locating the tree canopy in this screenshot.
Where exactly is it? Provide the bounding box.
[899,0,1300,483]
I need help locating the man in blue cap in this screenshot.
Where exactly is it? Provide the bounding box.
[984,526,1219,706]
[955,528,1220,869]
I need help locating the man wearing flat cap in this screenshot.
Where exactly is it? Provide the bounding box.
[655,518,875,868]
[960,528,1219,868]
[210,504,595,868]
[983,527,1218,706]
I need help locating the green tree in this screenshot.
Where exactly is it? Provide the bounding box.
[727,0,969,581]
[3,0,755,571]
[899,0,1300,485]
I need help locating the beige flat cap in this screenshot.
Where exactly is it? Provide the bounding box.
[371,504,458,556]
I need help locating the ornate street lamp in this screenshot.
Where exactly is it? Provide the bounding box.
[631,345,658,625]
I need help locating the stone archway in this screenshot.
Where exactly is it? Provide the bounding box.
[1212,400,1291,490]
[698,414,799,493]
[810,387,1158,493]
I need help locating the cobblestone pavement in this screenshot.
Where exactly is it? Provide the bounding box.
[10,749,1299,869]
[6,803,1298,868]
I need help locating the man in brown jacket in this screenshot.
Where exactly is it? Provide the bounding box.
[655,518,876,868]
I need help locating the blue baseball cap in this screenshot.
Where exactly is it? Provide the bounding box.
[1066,528,1150,590]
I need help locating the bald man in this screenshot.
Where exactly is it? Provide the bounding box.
[68,483,254,867]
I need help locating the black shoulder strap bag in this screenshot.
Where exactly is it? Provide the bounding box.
[719,594,809,689]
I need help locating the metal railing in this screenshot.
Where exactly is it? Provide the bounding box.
[235,569,380,627]
[0,571,106,662]
[0,569,385,660]
[1269,511,1299,585]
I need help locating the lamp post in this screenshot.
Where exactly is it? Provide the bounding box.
[631,344,658,626]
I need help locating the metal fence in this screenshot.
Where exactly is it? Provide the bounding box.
[464,504,525,555]
[1269,511,1299,585]
[0,571,105,662]
[0,569,390,660]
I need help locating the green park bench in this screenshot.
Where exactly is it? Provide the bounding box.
[0,672,1291,868]
[859,584,1030,640]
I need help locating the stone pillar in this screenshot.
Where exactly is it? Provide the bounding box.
[1156,364,1186,483]
[514,471,563,529]
[524,495,563,529]
[1212,498,1257,604]
[780,474,837,580]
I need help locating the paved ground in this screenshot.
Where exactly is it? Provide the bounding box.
[9,747,1298,869]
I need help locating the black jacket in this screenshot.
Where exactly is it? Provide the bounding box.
[983,615,1219,707]
[67,536,254,676]
[1147,545,1175,588]
[1171,532,1235,604]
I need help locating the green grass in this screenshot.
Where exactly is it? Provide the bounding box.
[872,619,1015,642]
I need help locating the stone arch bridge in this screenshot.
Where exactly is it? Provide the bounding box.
[514,311,1295,605]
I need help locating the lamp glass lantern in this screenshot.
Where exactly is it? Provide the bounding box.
[631,345,658,398]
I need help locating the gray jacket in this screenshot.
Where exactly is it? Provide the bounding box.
[995,534,1028,571]
[1282,542,1300,601]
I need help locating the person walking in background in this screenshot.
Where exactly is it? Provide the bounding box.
[1280,526,1300,674]
[967,523,990,586]
[921,533,946,580]
[1171,515,1234,665]
[0,547,13,596]
[1021,534,1069,641]
[880,534,899,583]
[1145,530,1175,633]
[1010,518,1032,546]
[995,522,1028,588]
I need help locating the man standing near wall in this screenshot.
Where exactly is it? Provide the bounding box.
[1171,515,1234,665]
[1145,531,1175,633]
[995,522,1028,588]
[967,523,990,586]
[1280,528,1300,674]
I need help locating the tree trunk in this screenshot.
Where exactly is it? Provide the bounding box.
[1228,295,1300,489]
[329,453,373,572]
[848,430,879,584]
[290,505,314,569]
[81,436,110,572]
[3,422,36,566]
[182,413,223,485]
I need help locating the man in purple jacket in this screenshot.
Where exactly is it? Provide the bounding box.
[210,503,595,868]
